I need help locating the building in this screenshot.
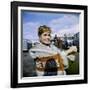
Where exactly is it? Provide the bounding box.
[23,39,32,51]
[73,32,79,46]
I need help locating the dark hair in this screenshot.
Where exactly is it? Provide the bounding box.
[38,25,51,37]
[44,59,57,76]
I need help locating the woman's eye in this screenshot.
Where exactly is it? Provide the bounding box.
[43,34,51,37]
[44,34,47,36]
[48,34,51,36]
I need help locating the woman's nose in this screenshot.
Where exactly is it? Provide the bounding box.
[46,36,50,39]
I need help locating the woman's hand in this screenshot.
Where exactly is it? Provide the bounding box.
[65,46,77,55]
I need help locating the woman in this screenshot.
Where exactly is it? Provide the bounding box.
[29,25,77,76]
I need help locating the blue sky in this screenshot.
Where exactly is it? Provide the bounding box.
[22,10,80,42]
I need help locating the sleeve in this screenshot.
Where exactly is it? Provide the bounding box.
[59,50,76,69]
[60,50,69,69]
[52,45,69,69]
[29,49,37,59]
[67,54,76,61]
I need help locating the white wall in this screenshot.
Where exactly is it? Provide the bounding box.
[0,0,89,90]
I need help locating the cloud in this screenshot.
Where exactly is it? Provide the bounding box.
[23,13,80,41]
[49,14,79,31]
[23,22,40,40]
[51,24,79,37]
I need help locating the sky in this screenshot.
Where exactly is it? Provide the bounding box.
[22,10,80,42]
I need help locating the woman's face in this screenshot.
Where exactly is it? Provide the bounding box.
[39,31,51,45]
